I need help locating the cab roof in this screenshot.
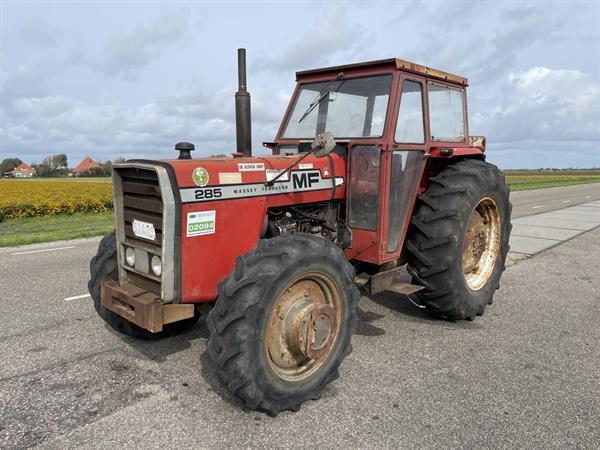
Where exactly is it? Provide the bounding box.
[296,58,468,86]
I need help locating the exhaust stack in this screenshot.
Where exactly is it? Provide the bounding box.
[235,48,252,156]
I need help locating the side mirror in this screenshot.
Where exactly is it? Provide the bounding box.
[265,131,337,186]
[311,132,336,158]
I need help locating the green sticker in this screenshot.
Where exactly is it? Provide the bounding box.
[187,210,216,237]
[192,167,209,187]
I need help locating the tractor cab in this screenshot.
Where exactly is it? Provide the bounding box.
[269,58,477,265]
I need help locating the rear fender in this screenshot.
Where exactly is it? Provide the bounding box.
[429,147,485,159]
[421,148,486,192]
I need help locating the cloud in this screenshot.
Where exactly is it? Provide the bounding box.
[253,6,371,73]
[472,67,600,143]
[93,8,192,80]
[386,0,485,30]
[405,5,565,83]
[0,65,48,102]
[19,16,60,47]
[0,79,290,162]
[479,6,565,80]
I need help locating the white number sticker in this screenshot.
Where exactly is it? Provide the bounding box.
[132,219,156,241]
[266,169,289,182]
[187,210,216,237]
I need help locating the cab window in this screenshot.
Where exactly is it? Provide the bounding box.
[428,83,466,141]
[282,75,393,139]
[348,146,381,231]
[395,80,424,144]
[386,151,426,252]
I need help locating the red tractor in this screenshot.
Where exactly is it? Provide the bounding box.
[89,49,511,415]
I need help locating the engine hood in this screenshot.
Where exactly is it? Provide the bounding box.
[159,154,346,191]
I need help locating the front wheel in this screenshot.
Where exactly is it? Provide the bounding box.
[406,159,512,320]
[207,234,360,415]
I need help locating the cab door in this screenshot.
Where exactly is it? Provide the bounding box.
[383,76,428,260]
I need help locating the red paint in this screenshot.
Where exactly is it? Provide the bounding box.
[167,155,346,302]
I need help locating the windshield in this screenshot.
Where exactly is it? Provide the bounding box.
[282,74,393,139]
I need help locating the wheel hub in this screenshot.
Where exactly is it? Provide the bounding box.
[285,303,335,360]
[265,274,341,382]
[462,197,502,291]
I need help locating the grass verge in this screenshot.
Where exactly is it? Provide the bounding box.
[0,211,114,247]
[505,171,600,191]
[508,178,600,191]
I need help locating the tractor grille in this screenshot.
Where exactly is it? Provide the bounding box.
[118,167,163,296]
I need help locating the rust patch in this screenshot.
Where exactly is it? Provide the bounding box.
[101,279,194,333]
[469,135,487,152]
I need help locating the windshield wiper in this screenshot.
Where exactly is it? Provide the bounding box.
[297,72,344,124]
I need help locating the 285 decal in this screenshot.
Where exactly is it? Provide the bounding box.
[194,188,222,200]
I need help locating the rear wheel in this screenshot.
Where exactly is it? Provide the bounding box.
[88,231,198,339]
[406,159,511,320]
[207,234,359,415]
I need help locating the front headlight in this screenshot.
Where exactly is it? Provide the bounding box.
[125,247,135,266]
[151,255,162,276]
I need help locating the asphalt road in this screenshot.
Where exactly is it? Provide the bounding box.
[510,182,600,218]
[1,185,599,449]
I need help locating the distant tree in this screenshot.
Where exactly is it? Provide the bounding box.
[36,162,56,177]
[0,158,23,176]
[38,153,70,177]
[53,153,68,170]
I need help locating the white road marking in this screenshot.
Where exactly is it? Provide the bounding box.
[585,196,592,199]
[12,246,76,256]
[562,200,571,203]
[64,293,91,301]
[532,205,544,209]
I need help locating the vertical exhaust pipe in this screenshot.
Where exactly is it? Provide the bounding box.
[235,48,252,156]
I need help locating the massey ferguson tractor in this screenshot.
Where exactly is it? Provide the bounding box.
[89,49,511,415]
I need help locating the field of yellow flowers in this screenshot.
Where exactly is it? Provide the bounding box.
[0,179,113,219]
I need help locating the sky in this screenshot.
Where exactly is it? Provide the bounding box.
[1,0,599,169]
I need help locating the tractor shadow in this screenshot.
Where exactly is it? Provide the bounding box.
[107,317,209,363]
[108,319,248,410]
[354,264,483,331]
[369,291,432,320]
[353,292,433,337]
[361,290,484,330]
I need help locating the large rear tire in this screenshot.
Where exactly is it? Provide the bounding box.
[88,231,198,339]
[406,159,511,320]
[207,234,360,415]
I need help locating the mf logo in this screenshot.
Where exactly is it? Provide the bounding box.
[292,171,320,189]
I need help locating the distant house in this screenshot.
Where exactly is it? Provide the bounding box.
[13,162,36,177]
[72,156,100,175]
